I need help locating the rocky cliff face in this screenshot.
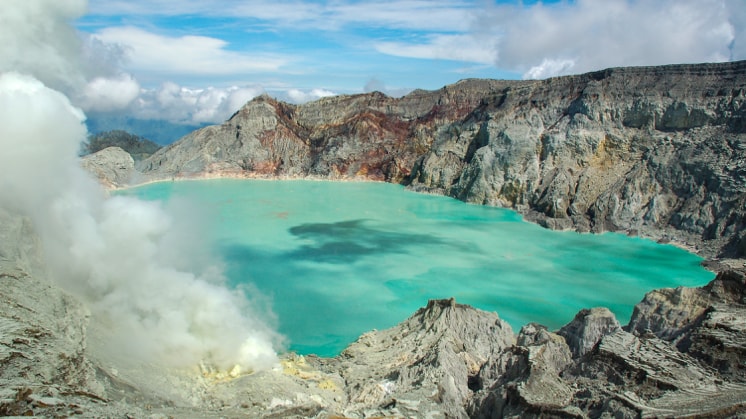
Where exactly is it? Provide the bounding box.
[136,82,507,183]
[0,208,149,418]
[411,62,746,258]
[80,146,136,189]
[135,61,746,258]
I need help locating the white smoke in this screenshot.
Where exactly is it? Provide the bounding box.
[0,0,139,112]
[0,0,281,373]
[0,73,280,371]
[0,0,89,92]
[0,72,280,371]
[478,0,741,79]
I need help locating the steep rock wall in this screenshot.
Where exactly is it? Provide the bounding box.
[410,62,746,258]
[136,61,746,257]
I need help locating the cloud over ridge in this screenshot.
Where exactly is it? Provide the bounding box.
[487,0,740,79]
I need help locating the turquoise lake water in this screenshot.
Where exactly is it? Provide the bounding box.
[118,179,713,356]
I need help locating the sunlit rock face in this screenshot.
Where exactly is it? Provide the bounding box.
[80,146,135,189]
[135,88,484,183]
[134,61,746,258]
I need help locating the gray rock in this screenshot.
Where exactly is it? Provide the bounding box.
[628,268,746,381]
[411,63,746,259]
[328,298,515,418]
[0,207,148,418]
[80,146,136,188]
[558,307,621,358]
[470,323,577,418]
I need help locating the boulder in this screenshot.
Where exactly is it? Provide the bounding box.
[80,146,136,188]
[558,307,622,358]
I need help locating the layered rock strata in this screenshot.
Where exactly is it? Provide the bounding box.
[131,61,746,258]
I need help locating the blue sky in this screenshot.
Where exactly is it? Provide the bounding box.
[75,1,523,93]
[3,0,744,131]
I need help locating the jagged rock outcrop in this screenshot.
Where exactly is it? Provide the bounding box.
[132,61,746,258]
[468,270,746,418]
[627,268,746,381]
[471,323,578,418]
[558,307,621,358]
[321,298,515,418]
[80,146,136,189]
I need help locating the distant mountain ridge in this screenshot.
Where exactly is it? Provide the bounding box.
[85,113,207,146]
[132,60,746,258]
[82,130,161,161]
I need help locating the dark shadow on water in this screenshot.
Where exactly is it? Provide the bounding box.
[289,219,370,238]
[287,219,474,263]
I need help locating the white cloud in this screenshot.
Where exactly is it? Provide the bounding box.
[87,0,474,32]
[78,73,141,111]
[375,34,497,65]
[523,58,576,80]
[84,81,347,125]
[284,88,337,103]
[325,1,473,32]
[130,83,265,124]
[124,83,343,124]
[0,72,281,372]
[727,0,746,59]
[478,0,741,79]
[0,0,89,91]
[35,0,746,122]
[359,0,743,79]
[93,26,288,76]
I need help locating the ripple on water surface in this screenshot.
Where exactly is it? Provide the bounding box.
[119,179,713,357]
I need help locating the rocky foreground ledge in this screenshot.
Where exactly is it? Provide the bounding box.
[2,204,746,418]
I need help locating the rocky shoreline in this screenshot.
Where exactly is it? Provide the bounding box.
[4,61,746,418]
[82,145,738,265]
